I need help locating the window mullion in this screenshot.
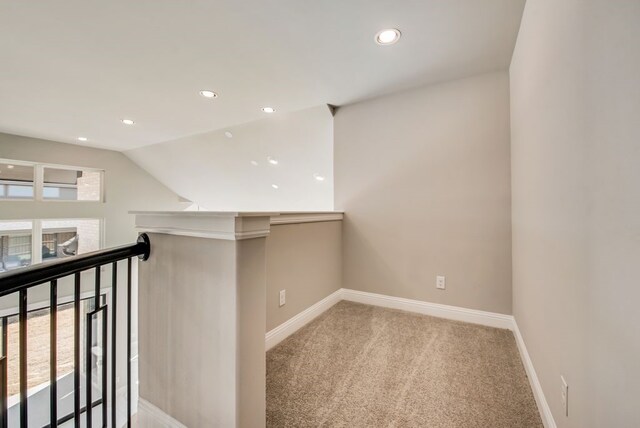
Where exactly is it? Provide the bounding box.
[32,219,43,265]
[34,164,44,201]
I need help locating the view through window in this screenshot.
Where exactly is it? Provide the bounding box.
[43,167,102,201]
[0,159,103,202]
[0,219,101,272]
[0,162,34,200]
[0,221,33,270]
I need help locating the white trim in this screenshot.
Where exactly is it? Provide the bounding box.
[512,320,557,428]
[133,212,272,241]
[132,211,344,239]
[270,212,343,225]
[34,164,44,201]
[136,227,270,241]
[265,289,343,351]
[31,219,43,264]
[138,399,188,428]
[340,289,514,330]
[130,210,276,217]
[265,288,512,347]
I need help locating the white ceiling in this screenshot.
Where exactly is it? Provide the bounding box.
[0,0,525,151]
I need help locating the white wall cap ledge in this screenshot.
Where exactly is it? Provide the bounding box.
[270,212,343,225]
[131,211,343,240]
[132,211,271,240]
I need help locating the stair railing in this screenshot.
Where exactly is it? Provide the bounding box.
[0,233,150,428]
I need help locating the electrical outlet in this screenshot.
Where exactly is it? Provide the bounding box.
[561,376,568,417]
[279,290,286,307]
[436,276,446,290]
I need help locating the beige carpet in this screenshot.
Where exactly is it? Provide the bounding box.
[267,301,542,427]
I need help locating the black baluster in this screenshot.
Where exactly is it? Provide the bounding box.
[86,311,93,428]
[94,266,101,427]
[95,267,101,309]
[126,258,132,427]
[101,307,108,427]
[1,316,7,428]
[19,289,27,428]
[74,273,81,428]
[50,280,58,425]
[111,262,117,428]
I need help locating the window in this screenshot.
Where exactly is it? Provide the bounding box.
[0,221,33,270]
[43,167,102,201]
[0,159,103,202]
[0,219,102,272]
[0,162,34,200]
[41,219,101,259]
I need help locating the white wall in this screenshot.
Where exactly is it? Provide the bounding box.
[510,0,640,426]
[126,105,333,211]
[335,71,512,314]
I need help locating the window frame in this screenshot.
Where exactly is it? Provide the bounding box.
[0,158,105,203]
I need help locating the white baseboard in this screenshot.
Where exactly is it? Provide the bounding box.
[138,399,187,428]
[340,288,514,330]
[512,320,557,428]
[265,288,553,427]
[265,288,343,351]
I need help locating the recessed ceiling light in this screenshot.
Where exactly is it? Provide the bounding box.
[271,184,279,189]
[375,28,401,45]
[267,157,279,165]
[262,107,276,113]
[121,119,135,125]
[224,131,233,138]
[77,137,88,142]
[199,90,218,99]
[250,160,259,166]
[313,173,325,181]
[7,165,14,169]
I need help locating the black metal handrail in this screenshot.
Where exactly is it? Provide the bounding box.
[0,233,151,428]
[0,233,150,297]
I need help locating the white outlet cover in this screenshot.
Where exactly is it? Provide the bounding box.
[436,276,446,289]
[279,290,286,307]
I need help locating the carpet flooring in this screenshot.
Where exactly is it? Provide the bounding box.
[266,301,542,427]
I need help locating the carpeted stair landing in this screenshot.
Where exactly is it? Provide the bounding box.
[266,301,542,427]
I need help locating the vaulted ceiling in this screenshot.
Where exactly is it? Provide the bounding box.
[0,0,525,151]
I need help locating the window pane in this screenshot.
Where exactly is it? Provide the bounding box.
[0,221,32,271]
[0,162,34,200]
[41,219,101,259]
[43,167,102,201]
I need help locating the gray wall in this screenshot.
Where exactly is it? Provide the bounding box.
[139,233,266,428]
[266,221,342,331]
[510,0,640,426]
[334,71,512,314]
[0,132,185,245]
